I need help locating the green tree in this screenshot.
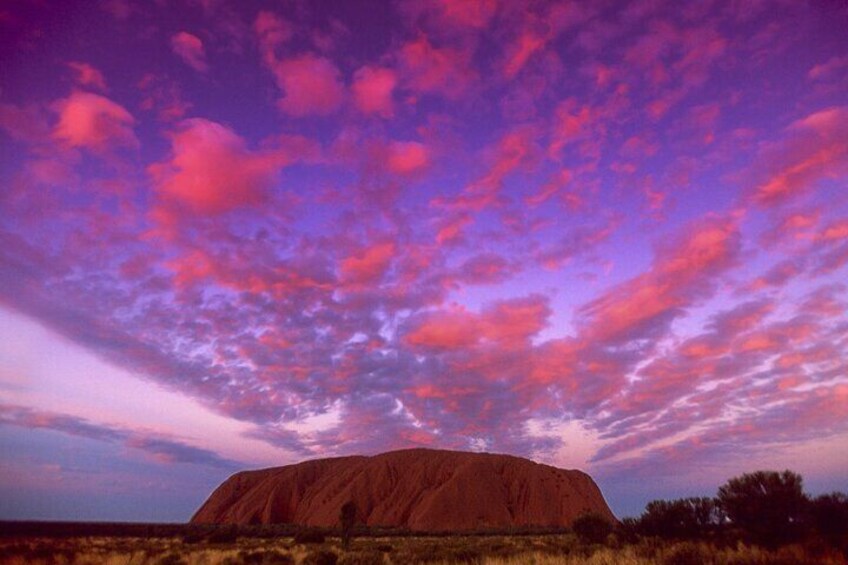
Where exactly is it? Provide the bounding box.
[717,470,807,547]
[340,500,357,550]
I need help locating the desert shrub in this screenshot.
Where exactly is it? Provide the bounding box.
[226,549,295,565]
[157,552,187,565]
[375,544,393,553]
[207,524,239,544]
[302,549,339,565]
[294,528,327,544]
[809,492,848,546]
[662,542,710,565]
[182,531,206,544]
[717,470,807,547]
[572,512,614,544]
[615,516,641,544]
[443,547,483,563]
[337,550,384,565]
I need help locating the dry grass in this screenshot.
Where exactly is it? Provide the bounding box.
[1,534,845,565]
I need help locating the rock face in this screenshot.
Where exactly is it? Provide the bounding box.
[192,448,616,531]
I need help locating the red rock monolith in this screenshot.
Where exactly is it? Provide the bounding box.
[191,448,616,531]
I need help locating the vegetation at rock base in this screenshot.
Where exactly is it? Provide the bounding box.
[1,470,845,564]
[570,512,613,545]
[340,501,358,550]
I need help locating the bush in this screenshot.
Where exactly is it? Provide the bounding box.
[228,550,295,565]
[717,470,807,547]
[303,549,339,565]
[809,492,848,546]
[662,542,709,565]
[206,524,239,544]
[294,528,327,544]
[157,553,187,565]
[616,516,640,544]
[337,550,384,565]
[572,512,614,544]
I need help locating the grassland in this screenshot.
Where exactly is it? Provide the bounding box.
[2,531,847,565]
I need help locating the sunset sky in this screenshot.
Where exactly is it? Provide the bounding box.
[1,0,847,522]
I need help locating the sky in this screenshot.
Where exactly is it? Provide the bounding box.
[1,0,847,522]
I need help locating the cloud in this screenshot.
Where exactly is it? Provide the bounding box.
[254,10,292,66]
[397,34,475,99]
[138,73,192,122]
[0,404,240,470]
[67,62,108,91]
[148,118,286,214]
[451,253,517,285]
[752,107,848,205]
[386,141,428,174]
[405,295,550,351]
[272,53,345,116]
[352,66,397,118]
[340,242,395,285]
[578,216,741,344]
[52,91,137,152]
[171,31,209,73]
[808,55,848,81]
[0,103,51,145]
[504,30,546,78]
[536,220,617,270]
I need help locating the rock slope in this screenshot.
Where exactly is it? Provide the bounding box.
[191,448,616,531]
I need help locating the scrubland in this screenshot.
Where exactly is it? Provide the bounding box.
[2,532,846,565]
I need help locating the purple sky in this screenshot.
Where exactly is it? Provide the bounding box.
[1,0,847,522]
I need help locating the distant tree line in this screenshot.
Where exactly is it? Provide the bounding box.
[573,470,848,551]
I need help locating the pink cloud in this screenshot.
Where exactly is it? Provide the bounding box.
[340,242,396,285]
[405,307,480,351]
[406,295,549,352]
[398,34,475,99]
[808,55,848,81]
[452,253,517,285]
[272,53,345,116]
[171,31,209,73]
[138,74,192,122]
[433,0,497,28]
[435,214,472,245]
[67,62,107,91]
[579,217,740,343]
[548,99,594,158]
[52,91,137,152]
[479,295,550,345]
[352,66,397,118]
[0,103,51,144]
[254,10,292,67]
[504,31,546,78]
[148,118,286,214]
[819,219,848,242]
[753,106,848,205]
[253,11,343,117]
[386,141,428,174]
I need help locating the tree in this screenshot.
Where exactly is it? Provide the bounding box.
[717,470,807,547]
[809,492,848,546]
[339,500,357,550]
[637,497,723,539]
[571,512,613,544]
